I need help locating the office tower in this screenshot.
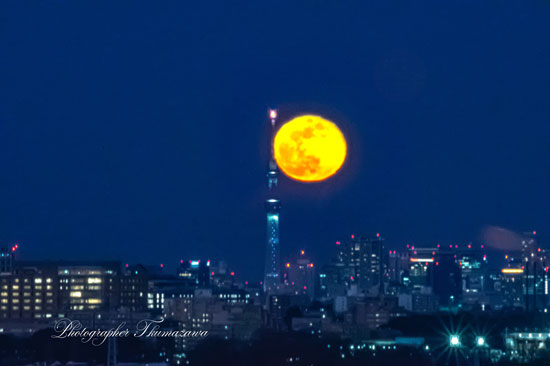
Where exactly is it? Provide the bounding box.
[519,231,548,311]
[264,109,281,292]
[120,264,149,312]
[433,252,462,308]
[0,263,58,320]
[282,250,315,299]
[177,259,211,287]
[337,234,385,295]
[455,245,489,308]
[388,249,409,283]
[57,262,120,312]
[407,246,437,287]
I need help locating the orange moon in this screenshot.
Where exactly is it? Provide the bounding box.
[273,115,347,182]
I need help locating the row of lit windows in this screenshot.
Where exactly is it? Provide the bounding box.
[0,278,53,284]
[1,298,44,304]
[6,284,54,291]
[1,291,53,297]
[66,284,102,290]
[0,305,44,311]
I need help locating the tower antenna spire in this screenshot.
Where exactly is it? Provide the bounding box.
[264,108,281,292]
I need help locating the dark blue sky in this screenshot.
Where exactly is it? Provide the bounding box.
[1,1,549,280]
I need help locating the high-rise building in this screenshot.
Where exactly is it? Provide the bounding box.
[520,231,549,311]
[318,235,385,298]
[406,246,437,288]
[0,263,58,321]
[120,264,149,312]
[1,261,121,321]
[455,245,489,308]
[432,252,462,308]
[282,250,315,299]
[177,259,211,287]
[57,262,120,312]
[264,109,281,293]
[337,235,385,295]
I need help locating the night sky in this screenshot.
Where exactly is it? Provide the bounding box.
[1,1,549,280]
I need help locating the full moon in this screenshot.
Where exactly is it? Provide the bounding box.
[273,115,347,182]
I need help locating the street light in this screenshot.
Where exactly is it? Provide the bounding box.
[450,335,460,347]
[476,336,486,347]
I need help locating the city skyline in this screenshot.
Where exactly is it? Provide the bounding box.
[2,227,550,364]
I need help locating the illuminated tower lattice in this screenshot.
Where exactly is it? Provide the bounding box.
[264,109,281,292]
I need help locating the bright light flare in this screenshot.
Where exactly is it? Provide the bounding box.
[476,336,485,347]
[450,335,460,347]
